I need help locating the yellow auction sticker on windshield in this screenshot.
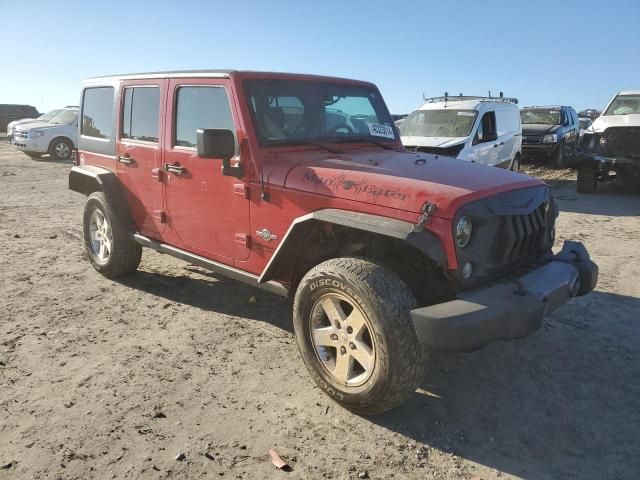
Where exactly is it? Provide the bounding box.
[367,123,395,139]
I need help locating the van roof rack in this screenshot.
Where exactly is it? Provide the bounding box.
[422,92,518,105]
[522,105,565,109]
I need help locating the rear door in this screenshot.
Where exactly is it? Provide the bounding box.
[161,79,250,262]
[495,108,516,168]
[116,80,167,237]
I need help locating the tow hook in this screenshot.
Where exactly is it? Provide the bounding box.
[412,202,437,232]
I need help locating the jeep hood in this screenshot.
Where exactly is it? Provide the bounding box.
[590,114,640,133]
[400,136,466,148]
[281,150,541,219]
[522,124,560,135]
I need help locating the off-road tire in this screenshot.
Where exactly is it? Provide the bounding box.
[293,257,427,415]
[48,137,73,160]
[577,169,597,193]
[82,192,141,278]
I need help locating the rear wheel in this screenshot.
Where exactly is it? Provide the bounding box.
[82,192,141,278]
[577,169,597,193]
[293,257,427,415]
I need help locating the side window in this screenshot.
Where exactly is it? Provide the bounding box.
[121,87,160,143]
[495,110,511,136]
[82,87,114,139]
[174,86,236,151]
[474,111,497,144]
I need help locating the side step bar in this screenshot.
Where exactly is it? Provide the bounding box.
[133,233,289,297]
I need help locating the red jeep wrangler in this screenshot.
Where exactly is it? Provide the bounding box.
[69,70,598,414]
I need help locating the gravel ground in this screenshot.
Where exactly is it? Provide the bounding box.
[1,141,639,480]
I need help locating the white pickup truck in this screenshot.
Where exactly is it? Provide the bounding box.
[11,107,78,160]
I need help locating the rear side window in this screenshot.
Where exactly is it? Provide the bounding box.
[122,87,160,143]
[82,87,114,139]
[174,86,236,149]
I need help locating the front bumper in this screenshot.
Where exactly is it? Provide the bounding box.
[411,240,598,352]
[11,136,48,153]
[522,142,559,156]
[577,150,640,171]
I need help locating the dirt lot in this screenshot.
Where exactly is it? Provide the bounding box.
[0,140,639,480]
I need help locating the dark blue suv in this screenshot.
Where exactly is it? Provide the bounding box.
[521,105,580,168]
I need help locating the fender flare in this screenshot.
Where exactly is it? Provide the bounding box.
[258,208,447,284]
[68,165,134,229]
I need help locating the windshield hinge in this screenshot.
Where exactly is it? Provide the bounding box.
[412,202,437,232]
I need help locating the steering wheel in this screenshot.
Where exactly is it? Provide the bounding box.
[328,123,353,135]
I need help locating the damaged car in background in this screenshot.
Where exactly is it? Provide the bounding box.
[400,94,522,170]
[576,90,640,193]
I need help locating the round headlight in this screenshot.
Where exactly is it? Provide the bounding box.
[455,216,472,248]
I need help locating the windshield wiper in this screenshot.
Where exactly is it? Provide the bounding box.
[333,137,396,150]
[297,141,342,154]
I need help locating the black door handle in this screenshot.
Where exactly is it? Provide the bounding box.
[164,163,185,175]
[499,142,505,146]
[117,155,133,164]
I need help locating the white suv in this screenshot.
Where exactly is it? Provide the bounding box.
[400,95,522,170]
[11,107,78,160]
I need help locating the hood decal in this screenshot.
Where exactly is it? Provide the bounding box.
[303,171,408,201]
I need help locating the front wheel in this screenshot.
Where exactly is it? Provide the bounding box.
[551,143,566,168]
[293,257,427,415]
[48,138,73,160]
[82,192,142,278]
[577,169,597,193]
[510,154,521,172]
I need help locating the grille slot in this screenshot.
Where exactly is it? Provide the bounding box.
[523,134,542,144]
[490,203,547,268]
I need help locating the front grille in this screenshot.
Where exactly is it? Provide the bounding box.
[493,203,547,265]
[523,134,542,144]
[14,131,28,139]
[599,127,640,158]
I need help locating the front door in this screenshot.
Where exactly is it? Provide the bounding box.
[471,111,499,166]
[161,79,250,262]
[116,80,167,237]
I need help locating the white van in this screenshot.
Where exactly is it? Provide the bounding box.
[400,95,522,170]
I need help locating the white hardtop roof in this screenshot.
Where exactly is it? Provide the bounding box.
[618,90,640,95]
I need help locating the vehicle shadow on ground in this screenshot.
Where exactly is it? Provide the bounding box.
[117,267,293,333]
[369,290,640,479]
[547,179,640,216]
[32,155,73,165]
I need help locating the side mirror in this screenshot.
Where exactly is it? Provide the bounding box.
[196,128,243,179]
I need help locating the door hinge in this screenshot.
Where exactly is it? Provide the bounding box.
[153,210,166,223]
[233,183,250,199]
[235,233,250,248]
[151,168,164,182]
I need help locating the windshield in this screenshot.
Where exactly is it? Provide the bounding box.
[604,94,640,115]
[48,109,78,125]
[39,109,62,121]
[244,79,397,147]
[399,109,477,137]
[520,109,561,125]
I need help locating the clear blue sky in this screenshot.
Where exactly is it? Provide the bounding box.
[2,0,639,114]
